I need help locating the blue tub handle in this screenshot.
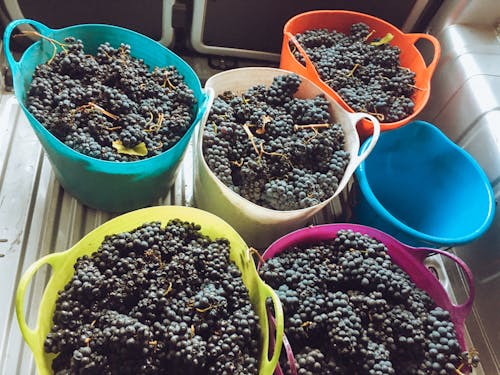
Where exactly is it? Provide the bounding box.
[3,19,53,76]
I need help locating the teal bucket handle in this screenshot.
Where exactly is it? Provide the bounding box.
[3,19,53,76]
[200,87,215,124]
[193,88,211,127]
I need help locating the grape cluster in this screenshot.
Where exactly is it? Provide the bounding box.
[26,38,197,161]
[260,230,465,374]
[45,220,260,374]
[202,74,350,211]
[291,23,416,122]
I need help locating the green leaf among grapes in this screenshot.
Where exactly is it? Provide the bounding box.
[370,33,394,46]
[112,140,148,156]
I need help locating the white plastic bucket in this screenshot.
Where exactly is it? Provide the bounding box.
[194,67,380,249]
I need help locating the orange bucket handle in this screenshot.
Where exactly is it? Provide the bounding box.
[285,31,322,82]
[404,33,441,82]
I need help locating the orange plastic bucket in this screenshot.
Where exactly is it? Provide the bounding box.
[280,10,441,137]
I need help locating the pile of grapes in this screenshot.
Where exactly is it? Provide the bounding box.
[260,230,465,374]
[291,23,416,122]
[202,73,350,211]
[45,220,261,374]
[26,38,197,161]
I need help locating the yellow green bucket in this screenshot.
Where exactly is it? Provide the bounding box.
[15,206,284,374]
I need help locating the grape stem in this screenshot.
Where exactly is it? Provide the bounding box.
[145,112,154,126]
[146,113,164,133]
[104,126,122,132]
[249,247,266,267]
[14,30,68,64]
[408,84,427,91]
[349,247,369,255]
[258,143,286,161]
[347,63,360,77]
[190,324,195,338]
[379,73,425,91]
[365,111,385,121]
[242,124,260,156]
[231,159,244,167]
[162,70,176,89]
[295,124,329,143]
[163,282,173,296]
[364,30,376,41]
[152,141,163,150]
[195,303,220,313]
[156,113,164,128]
[144,249,163,267]
[256,115,272,135]
[77,102,119,121]
[293,123,330,131]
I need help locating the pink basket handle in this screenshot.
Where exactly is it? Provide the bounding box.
[268,312,297,375]
[404,33,441,81]
[281,332,297,375]
[357,225,475,326]
[285,32,322,82]
[407,246,474,325]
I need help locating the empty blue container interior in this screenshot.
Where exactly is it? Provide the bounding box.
[4,19,207,212]
[354,120,495,247]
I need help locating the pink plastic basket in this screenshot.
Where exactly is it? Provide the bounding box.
[261,223,474,375]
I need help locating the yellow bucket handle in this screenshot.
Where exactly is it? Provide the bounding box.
[15,251,66,368]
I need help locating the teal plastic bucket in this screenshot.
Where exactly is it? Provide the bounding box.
[353,120,495,248]
[3,19,208,212]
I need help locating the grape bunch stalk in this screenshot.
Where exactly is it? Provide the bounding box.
[202,73,350,211]
[25,35,197,162]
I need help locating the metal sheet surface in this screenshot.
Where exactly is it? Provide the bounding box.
[421,23,500,122]
[420,21,500,375]
[430,75,500,141]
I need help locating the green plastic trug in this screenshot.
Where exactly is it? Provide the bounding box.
[15,206,284,375]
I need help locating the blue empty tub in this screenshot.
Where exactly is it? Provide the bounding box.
[354,120,495,248]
